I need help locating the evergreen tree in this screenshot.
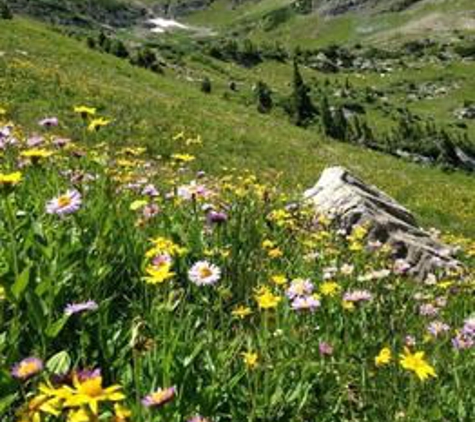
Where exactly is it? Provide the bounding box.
[111,40,129,59]
[201,77,212,94]
[0,1,13,20]
[86,36,96,50]
[254,81,273,113]
[320,95,334,137]
[288,59,315,126]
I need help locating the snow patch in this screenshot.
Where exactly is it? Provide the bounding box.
[149,17,189,34]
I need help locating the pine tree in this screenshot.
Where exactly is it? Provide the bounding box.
[111,40,129,59]
[254,81,273,113]
[288,59,315,126]
[0,1,13,20]
[201,77,212,94]
[320,95,334,137]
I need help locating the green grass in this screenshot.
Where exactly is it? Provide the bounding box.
[1,13,475,422]
[2,18,475,237]
[184,0,475,48]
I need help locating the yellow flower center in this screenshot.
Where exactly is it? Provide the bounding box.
[79,377,104,397]
[18,361,39,377]
[58,195,72,208]
[199,267,213,278]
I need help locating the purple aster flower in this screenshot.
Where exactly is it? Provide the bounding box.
[142,184,159,197]
[393,259,411,275]
[27,135,44,147]
[419,303,439,317]
[52,137,71,148]
[151,254,172,267]
[188,261,221,286]
[291,295,320,311]
[405,335,416,347]
[143,203,160,220]
[452,334,474,350]
[142,386,176,408]
[76,368,101,382]
[343,289,373,303]
[11,357,43,380]
[427,321,450,337]
[46,190,82,216]
[462,317,475,337]
[286,278,314,299]
[206,210,228,225]
[64,300,98,316]
[319,341,334,356]
[39,117,59,128]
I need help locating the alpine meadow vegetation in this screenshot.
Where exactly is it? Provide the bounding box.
[1,2,475,421]
[0,105,474,422]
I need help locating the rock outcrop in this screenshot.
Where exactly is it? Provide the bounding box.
[304,167,461,279]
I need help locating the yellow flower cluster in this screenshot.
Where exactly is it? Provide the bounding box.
[16,373,127,422]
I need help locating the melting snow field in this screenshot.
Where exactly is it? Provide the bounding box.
[149,18,190,34]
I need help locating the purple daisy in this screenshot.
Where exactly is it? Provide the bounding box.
[286,278,314,299]
[39,117,59,128]
[427,321,450,338]
[11,357,43,380]
[206,210,228,225]
[142,386,176,408]
[188,261,221,286]
[64,300,99,316]
[319,341,334,356]
[46,190,82,216]
[27,135,45,147]
[142,184,159,197]
[343,289,373,303]
[291,295,321,311]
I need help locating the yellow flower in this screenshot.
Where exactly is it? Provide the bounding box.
[0,285,5,300]
[67,408,90,422]
[21,149,53,160]
[262,239,275,249]
[242,352,258,370]
[375,347,392,367]
[63,374,125,415]
[0,171,22,187]
[146,237,186,258]
[144,263,175,285]
[74,105,96,117]
[113,403,131,421]
[342,300,355,311]
[0,107,7,116]
[399,347,437,381]
[130,199,148,211]
[15,392,62,422]
[172,153,195,163]
[270,274,287,286]
[88,118,111,132]
[319,282,341,297]
[267,248,283,259]
[232,305,252,319]
[254,287,281,310]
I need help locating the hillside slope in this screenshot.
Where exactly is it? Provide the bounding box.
[2,18,475,236]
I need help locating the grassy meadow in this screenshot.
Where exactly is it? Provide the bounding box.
[0,13,475,422]
[2,19,475,236]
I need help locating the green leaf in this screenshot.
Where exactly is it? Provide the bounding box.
[46,350,71,375]
[0,393,17,415]
[45,316,69,339]
[11,266,30,301]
